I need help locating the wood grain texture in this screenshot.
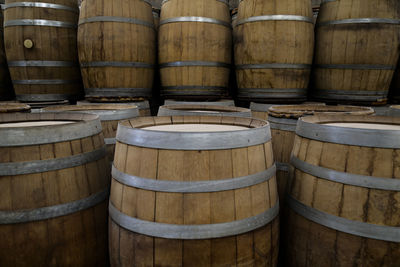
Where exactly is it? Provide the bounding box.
[0,114,109,267]
[286,125,400,266]
[159,0,232,100]
[4,0,83,101]
[110,116,279,266]
[78,0,155,101]
[312,0,400,105]
[235,0,314,102]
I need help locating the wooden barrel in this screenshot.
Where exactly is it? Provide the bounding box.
[164,99,235,106]
[158,104,251,117]
[286,115,400,266]
[250,103,276,121]
[78,0,156,101]
[159,0,232,100]
[3,0,83,102]
[312,0,400,105]
[43,104,139,162]
[153,8,160,30]
[268,105,374,204]
[0,102,30,113]
[0,112,109,266]
[234,0,314,102]
[110,116,279,266]
[77,100,151,116]
[0,0,13,100]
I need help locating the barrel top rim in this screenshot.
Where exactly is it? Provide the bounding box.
[269,105,374,119]
[296,115,400,148]
[116,116,271,150]
[0,102,31,113]
[160,104,250,113]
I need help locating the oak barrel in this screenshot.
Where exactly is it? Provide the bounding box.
[158,104,251,117]
[159,0,232,99]
[43,104,139,162]
[0,112,109,266]
[268,105,374,204]
[312,0,400,105]
[286,115,400,266]
[110,116,279,266]
[0,102,30,113]
[78,0,156,101]
[164,99,235,106]
[3,0,83,102]
[0,0,13,100]
[234,0,314,102]
[77,100,151,117]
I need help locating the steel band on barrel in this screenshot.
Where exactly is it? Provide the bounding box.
[80,61,154,68]
[159,16,231,28]
[109,200,279,239]
[236,15,313,27]
[112,164,276,193]
[16,94,80,101]
[291,156,400,191]
[321,0,337,4]
[162,86,228,95]
[238,88,307,99]
[0,189,109,224]
[105,138,116,145]
[116,120,271,150]
[0,146,106,176]
[296,117,400,149]
[78,16,154,29]
[84,88,152,97]
[8,60,77,67]
[157,107,251,118]
[4,19,76,28]
[236,63,311,69]
[318,18,400,27]
[288,195,400,242]
[159,61,230,68]
[276,162,290,172]
[12,79,80,85]
[269,116,298,131]
[313,89,388,101]
[3,2,78,12]
[52,109,140,121]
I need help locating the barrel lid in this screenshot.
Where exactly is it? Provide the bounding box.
[42,104,139,121]
[158,104,251,118]
[268,105,374,119]
[116,116,270,150]
[77,100,150,109]
[0,103,31,113]
[296,115,400,149]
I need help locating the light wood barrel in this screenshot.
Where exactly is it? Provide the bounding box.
[0,0,13,100]
[43,104,139,162]
[0,102,30,113]
[158,104,251,117]
[268,105,374,204]
[286,115,400,266]
[234,0,314,102]
[0,113,109,266]
[159,0,232,99]
[77,100,151,116]
[110,116,279,266]
[78,0,156,101]
[164,99,235,106]
[312,0,400,105]
[3,0,83,102]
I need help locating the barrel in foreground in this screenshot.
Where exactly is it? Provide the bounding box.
[286,115,400,266]
[0,112,109,266]
[110,115,279,266]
